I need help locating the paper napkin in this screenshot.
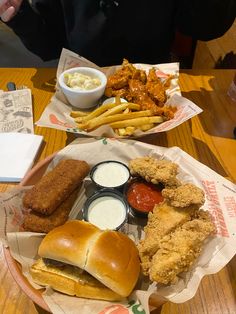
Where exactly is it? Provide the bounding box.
[0,133,43,182]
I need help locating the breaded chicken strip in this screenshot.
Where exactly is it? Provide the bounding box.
[129,156,179,187]
[23,186,80,233]
[138,201,196,274]
[149,210,215,284]
[162,183,205,208]
[23,159,89,215]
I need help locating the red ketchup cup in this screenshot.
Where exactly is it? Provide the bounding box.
[125,178,164,218]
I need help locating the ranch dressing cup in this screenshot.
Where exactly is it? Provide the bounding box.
[90,160,130,191]
[82,189,128,230]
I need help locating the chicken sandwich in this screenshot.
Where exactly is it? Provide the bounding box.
[30,220,140,301]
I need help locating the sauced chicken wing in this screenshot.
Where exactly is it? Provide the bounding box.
[104,59,175,122]
[152,105,177,120]
[105,87,131,100]
[132,68,147,83]
[128,79,158,113]
[106,74,129,90]
[105,59,147,91]
[146,68,167,106]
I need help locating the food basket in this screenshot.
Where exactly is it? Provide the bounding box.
[36,49,202,138]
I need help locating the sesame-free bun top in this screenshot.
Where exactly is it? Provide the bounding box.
[38,220,140,297]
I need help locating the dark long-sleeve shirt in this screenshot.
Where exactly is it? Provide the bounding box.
[5,0,236,66]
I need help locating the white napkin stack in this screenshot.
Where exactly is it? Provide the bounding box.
[0,133,43,182]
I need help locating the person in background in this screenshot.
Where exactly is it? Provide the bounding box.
[0,0,235,67]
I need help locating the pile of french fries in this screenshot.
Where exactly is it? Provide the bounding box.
[70,97,163,136]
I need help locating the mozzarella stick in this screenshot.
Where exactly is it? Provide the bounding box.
[23,186,81,233]
[23,159,90,215]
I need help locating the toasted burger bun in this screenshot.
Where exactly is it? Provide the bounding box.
[38,220,100,269]
[30,258,123,301]
[33,220,140,299]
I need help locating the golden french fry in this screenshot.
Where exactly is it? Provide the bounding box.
[139,123,155,131]
[70,110,89,118]
[83,110,153,131]
[73,102,140,123]
[75,122,86,129]
[74,117,85,123]
[115,96,121,104]
[100,103,140,118]
[116,126,136,136]
[109,116,163,129]
[76,102,119,123]
[117,128,127,136]
[123,108,130,114]
[100,103,130,117]
[125,126,136,134]
[127,103,140,110]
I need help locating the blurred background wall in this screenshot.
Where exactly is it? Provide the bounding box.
[0,20,235,68]
[193,20,236,69]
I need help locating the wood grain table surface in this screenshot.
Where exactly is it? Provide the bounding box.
[0,68,235,314]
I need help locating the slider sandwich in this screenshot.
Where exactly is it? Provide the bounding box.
[30,220,140,301]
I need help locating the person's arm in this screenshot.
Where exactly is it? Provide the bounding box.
[5,0,67,60]
[176,0,236,40]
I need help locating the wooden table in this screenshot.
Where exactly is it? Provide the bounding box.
[0,68,236,314]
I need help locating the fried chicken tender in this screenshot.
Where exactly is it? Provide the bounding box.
[132,155,215,284]
[138,201,196,274]
[23,186,80,233]
[162,183,205,208]
[149,210,215,284]
[129,156,179,186]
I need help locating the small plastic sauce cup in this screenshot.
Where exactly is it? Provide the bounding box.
[90,160,130,191]
[83,189,128,230]
[125,178,164,218]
